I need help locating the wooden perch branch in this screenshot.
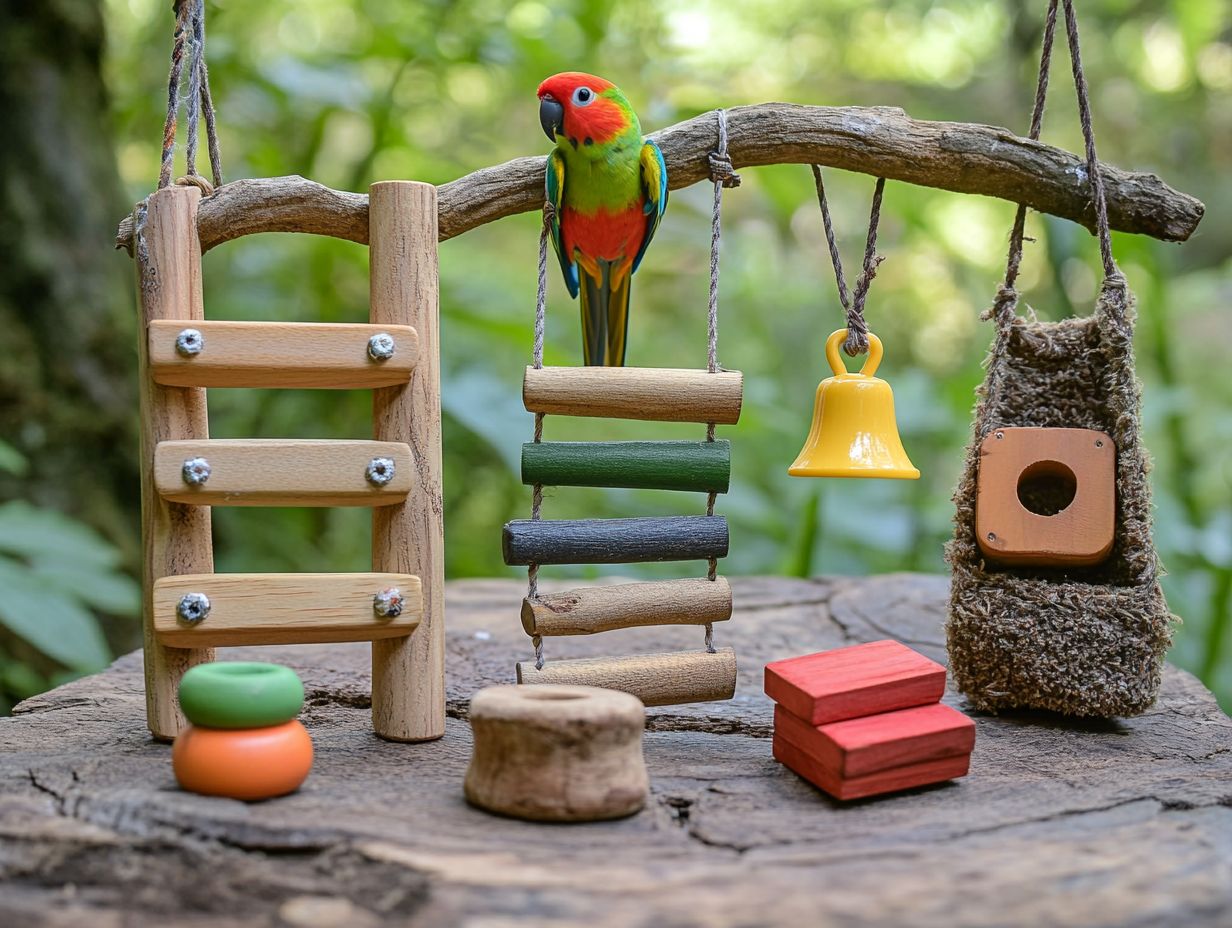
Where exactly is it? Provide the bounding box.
[116,103,1203,254]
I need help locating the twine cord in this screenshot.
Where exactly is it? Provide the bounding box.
[158,0,222,192]
[527,202,553,668]
[811,166,886,357]
[991,0,1120,337]
[701,110,737,652]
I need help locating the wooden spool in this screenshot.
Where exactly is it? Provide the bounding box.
[464,684,649,822]
[522,578,732,637]
[502,516,728,566]
[523,366,743,424]
[521,440,730,493]
[975,427,1116,567]
[516,648,737,707]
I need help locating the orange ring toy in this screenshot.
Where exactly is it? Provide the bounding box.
[172,720,313,800]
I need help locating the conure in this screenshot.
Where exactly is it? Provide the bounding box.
[537,72,667,366]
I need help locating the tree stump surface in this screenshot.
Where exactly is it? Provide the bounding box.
[2,574,1229,927]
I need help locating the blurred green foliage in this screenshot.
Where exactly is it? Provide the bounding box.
[74,0,1231,706]
[0,441,136,713]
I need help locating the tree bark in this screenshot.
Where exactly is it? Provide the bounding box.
[2,575,1229,927]
[0,1,137,553]
[114,103,1205,254]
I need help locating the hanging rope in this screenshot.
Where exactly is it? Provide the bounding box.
[810,166,886,357]
[526,201,553,668]
[991,0,1058,331]
[989,0,1121,336]
[701,109,739,652]
[158,0,223,192]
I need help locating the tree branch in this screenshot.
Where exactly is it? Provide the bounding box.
[116,102,1204,254]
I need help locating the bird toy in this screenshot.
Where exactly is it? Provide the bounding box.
[537,72,667,366]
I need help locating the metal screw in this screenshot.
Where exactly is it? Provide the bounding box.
[175,328,204,356]
[367,332,396,361]
[177,592,210,624]
[366,457,396,486]
[373,587,403,618]
[182,457,211,485]
[1095,439,1104,448]
[987,532,997,541]
[994,431,1005,440]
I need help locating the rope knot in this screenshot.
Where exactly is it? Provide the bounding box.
[174,174,215,196]
[982,284,1020,323]
[708,151,741,188]
[542,200,556,223]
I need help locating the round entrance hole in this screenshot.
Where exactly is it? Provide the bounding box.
[1017,460,1078,516]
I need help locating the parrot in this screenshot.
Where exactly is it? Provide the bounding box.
[536,72,668,366]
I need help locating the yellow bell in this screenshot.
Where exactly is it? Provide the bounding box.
[789,329,920,479]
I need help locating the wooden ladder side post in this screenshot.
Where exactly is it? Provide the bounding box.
[369,181,445,742]
[134,186,215,741]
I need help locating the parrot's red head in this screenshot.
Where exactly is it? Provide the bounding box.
[537,72,637,152]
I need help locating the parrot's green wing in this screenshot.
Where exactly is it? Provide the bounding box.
[632,139,668,274]
[545,148,578,298]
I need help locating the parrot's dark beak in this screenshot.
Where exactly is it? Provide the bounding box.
[539,94,564,142]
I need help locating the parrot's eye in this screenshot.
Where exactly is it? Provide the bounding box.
[572,86,594,107]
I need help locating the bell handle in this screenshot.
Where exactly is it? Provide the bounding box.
[825,329,883,377]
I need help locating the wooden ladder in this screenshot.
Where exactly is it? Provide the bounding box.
[503,366,742,706]
[134,182,444,742]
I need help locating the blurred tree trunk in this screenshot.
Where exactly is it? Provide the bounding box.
[0,1,139,560]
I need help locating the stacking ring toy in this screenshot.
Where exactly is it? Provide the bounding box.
[178,662,304,729]
[173,721,313,800]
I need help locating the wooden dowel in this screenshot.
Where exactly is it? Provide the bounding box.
[521,441,730,493]
[153,439,412,506]
[148,320,418,389]
[516,648,737,707]
[522,578,733,637]
[153,573,422,647]
[523,367,743,425]
[502,516,728,566]
[370,180,446,742]
[135,186,215,741]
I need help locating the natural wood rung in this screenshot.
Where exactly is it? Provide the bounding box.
[153,572,422,647]
[523,367,743,424]
[148,320,419,389]
[516,648,737,707]
[522,578,732,637]
[154,439,412,506]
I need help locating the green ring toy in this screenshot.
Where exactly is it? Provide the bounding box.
[178,662,305,729]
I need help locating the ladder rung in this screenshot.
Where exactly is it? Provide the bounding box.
[148,320,419,389]
[153,572,422,647]
[154,439,412,506]
[522,578,732,637]
[521,440,730,493]
[516,648,737,707]
[522,366,743,424]
[502,516,728,566]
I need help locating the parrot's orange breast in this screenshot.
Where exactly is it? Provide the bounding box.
[562,204,646,269]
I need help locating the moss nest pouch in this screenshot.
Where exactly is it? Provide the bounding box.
[945,0,1175,718]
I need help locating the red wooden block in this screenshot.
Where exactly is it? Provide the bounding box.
[773,736,970,801]
[774,702,975,778]
[763,640,946,726]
